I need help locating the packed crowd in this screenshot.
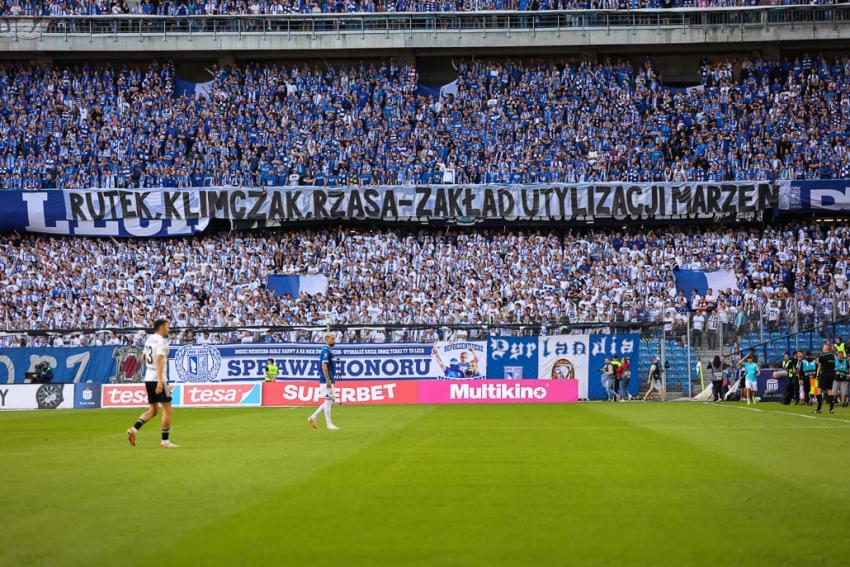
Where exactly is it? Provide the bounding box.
[0,0,841,16]
[0,55,848,190]
[2,221,849,344]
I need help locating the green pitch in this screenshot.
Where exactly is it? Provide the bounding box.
[2,402,850,567]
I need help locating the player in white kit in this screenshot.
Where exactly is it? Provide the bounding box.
[127,318,178,448]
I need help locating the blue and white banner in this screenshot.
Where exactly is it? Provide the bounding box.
[0,191,207,237]
[673,269,738,298]
[757,369,788,402]
[167,343,439,383]
[538,335,590,399]
[432,341,487,379]
[439,79,459,100]
[266,274,328,297]
[174,78,215,100]
[74,383,102,409]
[779,179,850,212]
[588,334,640,400]
[486,336,539,380]
[0,346,142,384]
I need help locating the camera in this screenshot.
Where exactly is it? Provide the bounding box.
[28,362,54,384]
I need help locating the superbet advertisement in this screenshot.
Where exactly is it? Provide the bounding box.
[88,378,579,410]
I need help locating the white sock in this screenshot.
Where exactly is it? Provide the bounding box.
[311,404,324,420]
[324,399,334,426]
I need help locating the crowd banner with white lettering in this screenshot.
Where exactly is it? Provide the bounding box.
[431,341,487,379]
[0,190,207,237]
[0,182,810,237]
[588,334,640,400]
[486,336,539,380]
[0,346,144,384]
[167,343,437,383]
[538,335,591,399]
[778,180,850,213]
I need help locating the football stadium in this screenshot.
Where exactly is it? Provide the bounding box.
[2,3,850,566]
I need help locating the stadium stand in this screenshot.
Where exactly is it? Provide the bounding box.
[0,55,847,190]
[2,222,848,337]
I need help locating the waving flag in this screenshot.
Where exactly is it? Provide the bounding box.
[266,275,328,297]
[174,78,215,100]
[674,270,738,298]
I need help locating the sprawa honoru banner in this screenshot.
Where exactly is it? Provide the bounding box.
[168,343,439,383]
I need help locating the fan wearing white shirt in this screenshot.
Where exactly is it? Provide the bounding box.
[692,311,705,349]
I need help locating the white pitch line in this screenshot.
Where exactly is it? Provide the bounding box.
[703,401,763,412]
[771,410,816,420]
[822,415,850,424]
[708,401,850,424]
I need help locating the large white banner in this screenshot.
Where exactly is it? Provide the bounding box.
[431,341,487,379]
[0,384,75,410]
[538,335,590,400]
[62,182,778,224]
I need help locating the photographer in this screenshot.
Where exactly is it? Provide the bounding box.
[643,356,665,401]
[710,355,725,403]
[31,362,55,384]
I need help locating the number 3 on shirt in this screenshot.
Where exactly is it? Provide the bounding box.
[144,345,154,366]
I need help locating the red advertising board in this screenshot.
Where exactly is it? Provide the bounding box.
[261,381,419,406]
[101,380,577,409]
[101,384,176,408]
[101,384,150,408]
[180,383,261,407]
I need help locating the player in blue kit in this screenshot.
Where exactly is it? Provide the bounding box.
[308,333,339,430]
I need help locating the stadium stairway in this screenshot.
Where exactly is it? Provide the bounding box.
[638,338,697,399]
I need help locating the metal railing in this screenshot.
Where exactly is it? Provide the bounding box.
[0,5,847,40]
